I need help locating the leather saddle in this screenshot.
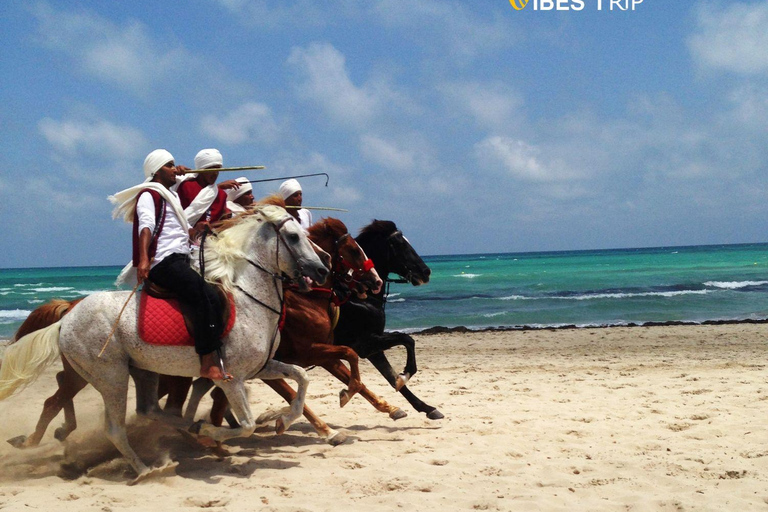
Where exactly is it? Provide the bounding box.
[138,280,236,346]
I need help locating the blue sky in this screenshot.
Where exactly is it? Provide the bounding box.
[2,0,768,267]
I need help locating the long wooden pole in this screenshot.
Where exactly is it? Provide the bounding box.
[190,165,266,174]
[285,206,348,212]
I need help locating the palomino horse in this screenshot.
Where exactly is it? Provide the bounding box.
[0,205,328,480]
[184,217,410,434]
[334,220,444,420]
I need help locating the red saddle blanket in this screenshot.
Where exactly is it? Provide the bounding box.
[138,292,236,346]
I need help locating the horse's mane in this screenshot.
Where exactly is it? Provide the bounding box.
[203,204,289,290]
[358,220,397,238]
[257,194,285,208]
[308,217,348,243]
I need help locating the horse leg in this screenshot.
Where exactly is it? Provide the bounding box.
[52,360,88,442]
[183,377,215,422]
[349,333,418,390]
[262,378,347,446]
[209,387,236,427]
[390,333,418,390]
[82,362,152,479]
[366,352,443,420]
[8,358,88,448]
[162,375,193,417]
[302,344,363,407]
[250,360,309,435]
[129,367,160,416]
[321,361,407,420]
[190,378,258,442]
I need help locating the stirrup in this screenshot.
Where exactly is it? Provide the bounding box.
[217,348,233,382]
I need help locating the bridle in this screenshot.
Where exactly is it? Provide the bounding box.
[384,230,412,285]
[207,214,309,368]
[331,232,375,288]
[243,216,305,291]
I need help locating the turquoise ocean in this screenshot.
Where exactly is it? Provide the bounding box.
[3,243,768,339]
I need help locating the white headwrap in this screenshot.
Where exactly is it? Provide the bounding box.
[109,153,190,285]
[279,179,302,200]
[183,149,224,225]
[226,177,253,202]
[194,148,223,170]
[143,149,174,182]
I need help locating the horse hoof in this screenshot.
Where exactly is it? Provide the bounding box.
[189,420,205,435]
[427,409,445,420]
[54,427,71,442]
[328,431,348,446]
[395,373,410,391]
[275,418,286,436]
[389,408,407,421]
[129,461,178,485]
[339,389,351,408]
[7,435,28,448]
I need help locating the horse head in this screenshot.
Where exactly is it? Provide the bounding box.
[268,208,330,288]
[309,218,383,298]
[357,220,431,287]
[206,205,329,290]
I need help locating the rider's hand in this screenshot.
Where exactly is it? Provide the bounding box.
[137,260,150,284]
[217,179,240,190]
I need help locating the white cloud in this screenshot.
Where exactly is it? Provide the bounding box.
[287,42,386,127]
[38,117,147,160]
[689,1,768,74]
[440,81,524,130]
[211,0,356,29]
[200,102,280,145]
[359,135,416,171]
[475,136,576,183]
[328,185,362,205]
[37,116,147,187]
[31,3,199,95]
[725,84,768,130]
[372,0,513,62]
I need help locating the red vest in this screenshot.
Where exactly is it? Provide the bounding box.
[132,189,165,267]
[177,179,228,227]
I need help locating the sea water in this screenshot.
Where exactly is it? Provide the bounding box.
[2,243,768,339]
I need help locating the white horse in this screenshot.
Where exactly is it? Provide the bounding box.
[0,205,328,481]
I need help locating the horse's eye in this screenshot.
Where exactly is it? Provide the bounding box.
[289,233,300,244]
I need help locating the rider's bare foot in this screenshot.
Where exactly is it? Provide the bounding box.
[200,352,232,381]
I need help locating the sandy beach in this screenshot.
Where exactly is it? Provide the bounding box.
[1,323,767,511]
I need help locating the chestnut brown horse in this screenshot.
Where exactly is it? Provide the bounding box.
[184,216,409,431]
[5,299,86,448]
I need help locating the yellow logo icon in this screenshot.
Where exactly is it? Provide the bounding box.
[509,0,529,9]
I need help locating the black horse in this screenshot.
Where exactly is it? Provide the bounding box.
[334,220,444,420]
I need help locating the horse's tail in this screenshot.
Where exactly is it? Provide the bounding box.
[0,321,62,401]
[11,298,82,342]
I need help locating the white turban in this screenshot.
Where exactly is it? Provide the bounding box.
[143,149,174,182]
[194,148,223,170]
[226,177,253,201]
[279,179,302,200]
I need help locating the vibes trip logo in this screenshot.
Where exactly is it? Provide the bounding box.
[509,0,644,11]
